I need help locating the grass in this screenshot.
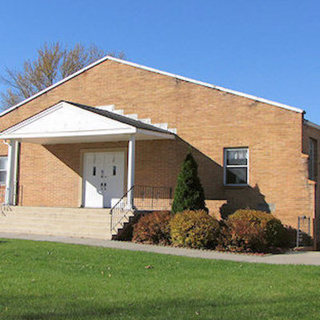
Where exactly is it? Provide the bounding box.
[0,239,319,320]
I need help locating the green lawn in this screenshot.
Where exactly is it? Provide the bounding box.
[0,239,319,320]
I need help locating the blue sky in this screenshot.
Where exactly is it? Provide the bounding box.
[0,0,319,122]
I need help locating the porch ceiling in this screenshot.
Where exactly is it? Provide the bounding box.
[0,101,175,145]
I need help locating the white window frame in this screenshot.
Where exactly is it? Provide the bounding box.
[0,156,8,186]
[224,147,249,186]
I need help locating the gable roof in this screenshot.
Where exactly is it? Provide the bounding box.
[0,56,305,116]
[0,101,175,144]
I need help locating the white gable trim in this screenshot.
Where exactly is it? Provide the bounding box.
[0,101,174,143]
[2,102,65,135]
[0,56,304,116]
[0,101,137,140]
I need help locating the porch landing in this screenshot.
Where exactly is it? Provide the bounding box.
[0,206,132,240]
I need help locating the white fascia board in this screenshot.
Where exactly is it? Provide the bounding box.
[0,56,304,116]
[1,101,138,138]
[0,127,137,140]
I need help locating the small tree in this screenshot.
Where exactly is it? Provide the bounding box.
[172,152,207,213]
[1,42,125,108]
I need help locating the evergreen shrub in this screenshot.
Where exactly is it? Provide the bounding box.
[172,152,207,213]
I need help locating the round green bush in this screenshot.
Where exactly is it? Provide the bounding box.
[170,210,220,249]
[132,211,172,245]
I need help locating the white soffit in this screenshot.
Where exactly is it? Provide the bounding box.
[0,56,304,116]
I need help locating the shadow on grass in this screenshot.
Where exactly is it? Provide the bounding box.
[5,295,315,320]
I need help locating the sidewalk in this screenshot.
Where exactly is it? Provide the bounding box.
[1,232,320,265]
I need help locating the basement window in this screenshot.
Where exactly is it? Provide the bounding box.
[224,148,248,186]
[0,156,8,185]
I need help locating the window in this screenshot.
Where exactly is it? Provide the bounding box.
[308,138,317,181]
[224,148,248,186]
[0,157,7,185]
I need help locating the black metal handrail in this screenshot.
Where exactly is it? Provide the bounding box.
[133,185,172,210]
[109,184,173,235]
[110,185,134,233]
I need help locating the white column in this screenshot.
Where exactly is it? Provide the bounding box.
[12,142,19,205]
[5,140,17,205]
[127,135,135,209]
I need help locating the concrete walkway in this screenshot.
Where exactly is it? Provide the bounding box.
[1,232,320,266]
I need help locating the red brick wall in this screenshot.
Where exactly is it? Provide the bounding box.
[302,123,320,244]
[0,59,316,239]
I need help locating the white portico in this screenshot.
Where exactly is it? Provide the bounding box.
[0,101,176,209]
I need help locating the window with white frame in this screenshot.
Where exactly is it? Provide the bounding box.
[0,156,7,185]
[224,148,248,185]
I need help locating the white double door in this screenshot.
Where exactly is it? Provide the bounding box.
[83,151,125,208]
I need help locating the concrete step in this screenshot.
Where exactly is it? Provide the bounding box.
[0,217,111,229]
[2,212,130,222]
[0,216,111,227]
[1,213,132,226]
[1,212,111,221]
[8,206,110,214]
[0,219,111,229]
[0,228,111,240]
[0,219,112,239]
[0,206,135,240]
[0,223,110,233]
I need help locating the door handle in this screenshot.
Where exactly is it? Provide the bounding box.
[104,182,107,191]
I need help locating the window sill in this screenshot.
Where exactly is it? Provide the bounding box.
[308,179,317,185]
[224,184,249,189]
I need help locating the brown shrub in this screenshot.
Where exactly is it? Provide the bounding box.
[132,211,172,245]
[226,209,289,252]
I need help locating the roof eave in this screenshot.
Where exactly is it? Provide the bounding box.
[304,119,320,131]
